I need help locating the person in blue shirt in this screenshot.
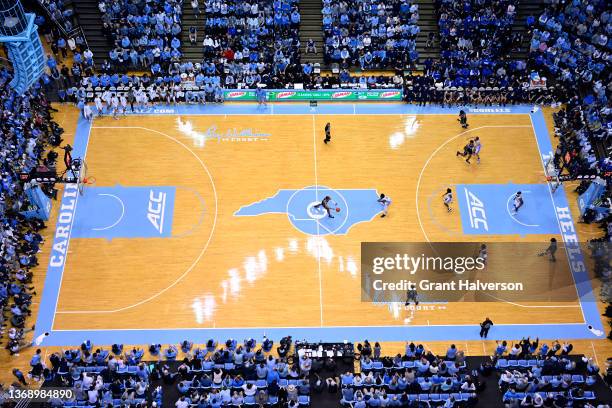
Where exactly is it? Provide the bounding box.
[46,55,59,77]
[303,63,312,76]
[57,37,67,58]
[446,344,458,360]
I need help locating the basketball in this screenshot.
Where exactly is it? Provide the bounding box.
[336,207,341,212]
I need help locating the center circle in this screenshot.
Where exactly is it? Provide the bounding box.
[285,186,350,236]
[307,201,327,219]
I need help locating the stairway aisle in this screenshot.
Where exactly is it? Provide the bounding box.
[70,0,111,65]
[181,1,203,62]
[511,0,546,60]
[299,0,324,65]
[415,0,440,65]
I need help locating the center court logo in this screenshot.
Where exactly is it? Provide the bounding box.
[469,108,511,113]
[204,125,271,142]
[464,188,489,231]
[147,190,167,234]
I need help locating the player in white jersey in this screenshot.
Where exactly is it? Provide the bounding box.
[473,136,482,164]
[159,86,168,103]
[148,87,158,104]
[377,193,391,218]
[110,95,120,119]
[83,104,93,121]
[94,95,103,115]
[119,94,128,115]
[443,188,453,212]
[101,90,112,108]
[511,191,524,214]
[134,89,143,108]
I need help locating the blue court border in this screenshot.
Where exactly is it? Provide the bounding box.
[34,104,605,346]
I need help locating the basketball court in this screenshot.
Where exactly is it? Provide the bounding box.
[34,103,605,346]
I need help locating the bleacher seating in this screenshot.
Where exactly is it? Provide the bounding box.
[432,0,527,89]
[201,0,303,88]
[0,68,54,355]
[321,0,420,70]
[98,0,184,70]
[495,352,602,406]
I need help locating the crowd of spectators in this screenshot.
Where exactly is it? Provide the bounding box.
[492,339,602,406]
[552,100,610,181]
[8,336,314,407]
[19,342,153,406]
[432,0,526,90]
[402,73,558,107]
[199,0,304,87]
[0,69,56,356]
[169,336,312,407]
[528,0,610,166]
[322,0,420,70]
[338,340,479,407]
[98,0,184,71]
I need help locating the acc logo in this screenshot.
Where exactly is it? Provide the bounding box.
[276,91,296,99]
[226,91,246,99]
[147,190,167,234]
[332,91,351,99]
[464,188,488,231]
[380,91,401,99]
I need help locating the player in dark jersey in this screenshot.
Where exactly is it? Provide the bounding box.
[405,284,419,306]
[458,110,469,128]
[456,139,475,163]
[324,122,331,144]
[314,195,334,218]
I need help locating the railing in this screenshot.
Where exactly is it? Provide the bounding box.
[35,0,89,50]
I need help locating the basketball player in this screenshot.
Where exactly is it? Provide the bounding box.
[94,95,103,115]
[478,244,487,265]
[405,284,419,306]
[511,191,524,214]
[443,188,453,212]
[110,94,120,119]
[377,193,391,218]
[539,238,557,262]
[458,110,469,128]
[83,104,93,121]
[473,136,482,164]
[456,139,475,163]
[119,94,128,115]
[324,122,331,144]
[314,195,334,218]
[101,89,112,111]
[159,85,168,104]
